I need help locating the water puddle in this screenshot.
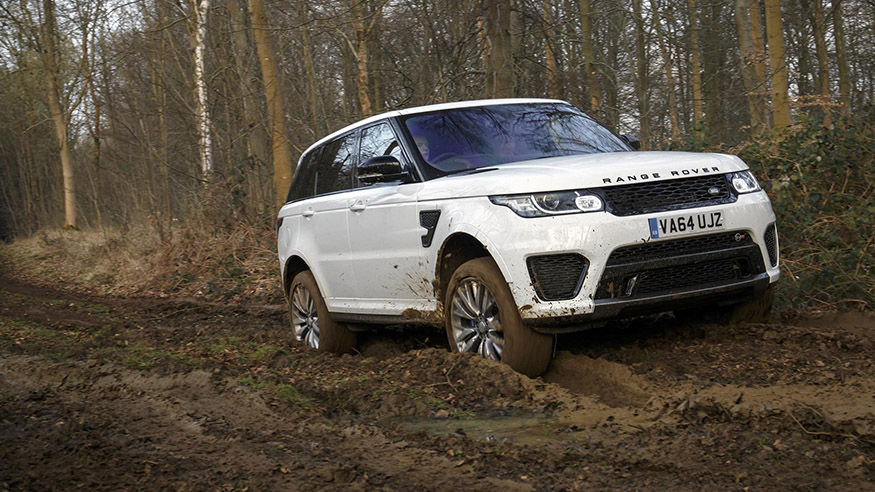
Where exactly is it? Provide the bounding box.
[394,415,564,446]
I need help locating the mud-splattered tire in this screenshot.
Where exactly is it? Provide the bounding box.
[677,283,776,325]
[288,271,356,354]
[723,282,776,323]
[444,257,553,377]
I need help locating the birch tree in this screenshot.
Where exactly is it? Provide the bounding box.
[184,0,213,180]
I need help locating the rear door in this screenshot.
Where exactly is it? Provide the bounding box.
[300,133,359,303]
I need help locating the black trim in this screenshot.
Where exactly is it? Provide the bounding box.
[595,234,766,300]
[419,210,441,247]
[331,312,437,325]
[527,275,773,332]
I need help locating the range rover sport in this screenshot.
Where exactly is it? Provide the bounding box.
[277,99,780,376]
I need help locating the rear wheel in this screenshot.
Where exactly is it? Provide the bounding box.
[288,271,356,353]
[444,258,553,377]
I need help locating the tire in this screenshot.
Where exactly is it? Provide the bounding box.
[723,282,776,323]
[288,271,356,354]
[676,283,776,325]
[444,257,553,377]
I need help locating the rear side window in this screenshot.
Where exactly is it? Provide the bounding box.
[315,133,357,195]
[287,148,321,201]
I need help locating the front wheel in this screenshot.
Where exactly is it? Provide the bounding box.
[444,258,553,377]
[288,271,356,354]
[676,283,776,324]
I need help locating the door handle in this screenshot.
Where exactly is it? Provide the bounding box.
[302,208,315,217]
[349,201,366,212]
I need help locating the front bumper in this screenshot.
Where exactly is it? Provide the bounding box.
[476,191,780,327]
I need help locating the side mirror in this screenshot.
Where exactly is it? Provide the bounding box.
[621,134,641,150]
[358,155,410,185]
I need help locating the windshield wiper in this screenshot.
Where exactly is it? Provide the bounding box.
[439,167,498,177]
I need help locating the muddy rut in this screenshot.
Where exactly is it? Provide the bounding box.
[1,277,873,490]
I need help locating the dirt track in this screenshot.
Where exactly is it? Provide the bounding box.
[1,276,873,490]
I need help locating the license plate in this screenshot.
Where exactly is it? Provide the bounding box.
[649,212,724,239]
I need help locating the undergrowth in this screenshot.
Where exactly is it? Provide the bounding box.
[0,221,283,303]
[682,116,874,311]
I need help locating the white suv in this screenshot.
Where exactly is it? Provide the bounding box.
[277,99,780,376]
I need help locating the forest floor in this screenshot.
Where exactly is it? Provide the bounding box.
[1,271,874,491]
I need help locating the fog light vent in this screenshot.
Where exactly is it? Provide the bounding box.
[527,254,588,301]
[763,223,778,267]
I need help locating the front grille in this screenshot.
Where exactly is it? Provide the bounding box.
[763,224,778,267]
[602,174,733,216]
[607,231,753,266]
[527,254,588,301]
[635,258,749,295]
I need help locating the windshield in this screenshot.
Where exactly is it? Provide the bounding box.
[402,103,630,175]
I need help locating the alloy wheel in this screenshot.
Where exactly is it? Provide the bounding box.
[291,285,320,348]
[449,278,504,360]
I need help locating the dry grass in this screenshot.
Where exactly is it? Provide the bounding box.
[0,224,283,303]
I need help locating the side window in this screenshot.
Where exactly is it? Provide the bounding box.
[288,148,320,201]
[315,133,357,195]
[360,123,404,164]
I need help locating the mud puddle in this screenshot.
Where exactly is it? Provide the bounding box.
[395,414,555,445]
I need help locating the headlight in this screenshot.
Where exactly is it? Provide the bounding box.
[729,171,761,194]
[490,191,604,217]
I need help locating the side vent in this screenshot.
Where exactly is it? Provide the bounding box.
[419,210,441,248]
[763,223,778,267]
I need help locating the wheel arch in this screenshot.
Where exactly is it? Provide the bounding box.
[283,255,311,297]
[434,232,491,304]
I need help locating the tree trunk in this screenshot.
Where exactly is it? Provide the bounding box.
[483,0,514,98]
[686,0,703,126]
[579,0,600,115]
[650,0,680,140]
[227,0,270,163]
[249,0,292,207]
[41,0,76,228]
[188,0,213,180]
[746,0,768,98]
[299,3,323,138]
[832,0,851,118]
[543,0,558,98]
[764,0,792,129]
[148,0,171,239]
[350,0,373,117]
[702,1,722,139]
[734,0,768,136]
[812,0,832,127]
[631,0,650,148]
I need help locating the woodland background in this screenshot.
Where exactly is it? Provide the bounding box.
[0,0,872,310]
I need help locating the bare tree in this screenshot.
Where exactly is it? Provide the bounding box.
[41,0,77,228]
[764,0,792,129]
[249,0,291,207]
[483,0,515,98]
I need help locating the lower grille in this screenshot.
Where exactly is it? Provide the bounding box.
[635,258,749,295]
[527,254,588,301]
[763,224,778,267]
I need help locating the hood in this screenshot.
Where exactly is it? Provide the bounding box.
[417,151,748,200]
